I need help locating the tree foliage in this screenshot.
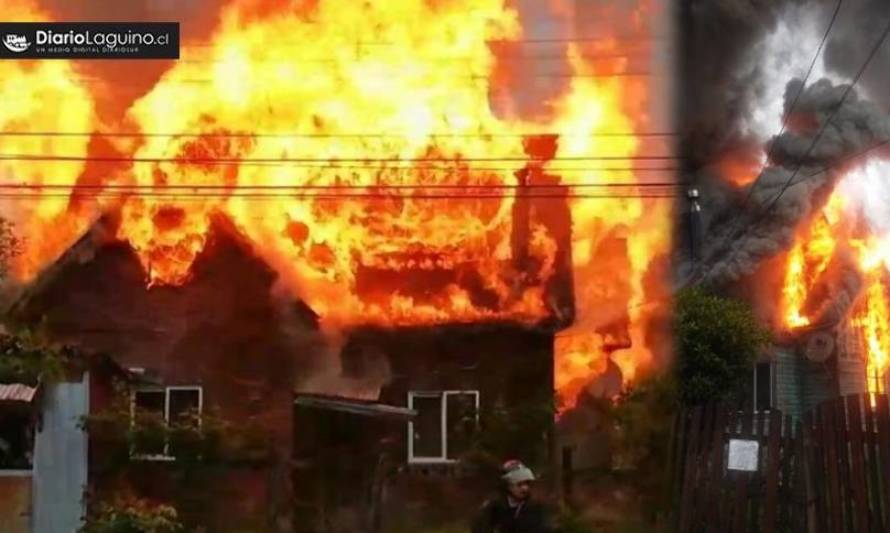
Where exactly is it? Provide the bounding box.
[675,288,771,406]
[0,331,67,385]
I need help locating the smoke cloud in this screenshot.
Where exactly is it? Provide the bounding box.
[693,79,890,287]
[678,0,890,290]
[823,0,890,110]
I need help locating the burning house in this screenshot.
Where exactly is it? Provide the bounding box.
[679,1,890,418]
[3,188,568,531]
[0,0,673,531]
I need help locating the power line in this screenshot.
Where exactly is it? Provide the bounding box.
[41,71,656,88]
[0,193,676,200]
[760,15,890,213]
[0,130,679,139]
[740,0,843,206]
[178,36,669,49]
[171,51,652,64]
[0,162,680,172]
[791,138,890,187]
[0,182,680,190]
[0,153,681,164]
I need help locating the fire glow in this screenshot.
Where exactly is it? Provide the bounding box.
[2,0,670,408]
[781,164,890,395]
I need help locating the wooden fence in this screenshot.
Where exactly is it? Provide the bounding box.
[670,393,890,533]
[669,402,805,532]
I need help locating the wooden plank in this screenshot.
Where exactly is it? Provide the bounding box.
[876,395,890,532]
[704,404,728,533]
[822,401,843,533]
[834,396,853,532]
[781,415,796,532]
[730,406,754,533]
[678,406,703,533]
[689,404,715,531]
[863,394,884,533]
[716,409,740,533]
[761,410,783,533]
[793,418,810,533]
[750,410,767,531]
[802,411,823,533]
[846,395,870,533]
[668,410,685,532]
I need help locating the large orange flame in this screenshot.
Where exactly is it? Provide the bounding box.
[0,0,96,279]
[853,273,890,395]
[6,0,669,406]
[782,177,890,395]
[781,193,844,328]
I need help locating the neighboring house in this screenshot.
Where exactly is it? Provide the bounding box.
[757,313,882,420]
[5,210,568,532]
[0,352,125,533]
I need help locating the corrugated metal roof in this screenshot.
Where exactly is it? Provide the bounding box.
[0,383,38,403]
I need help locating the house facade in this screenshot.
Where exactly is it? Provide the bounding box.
[5,212,563,532]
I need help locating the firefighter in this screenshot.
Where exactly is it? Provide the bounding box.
[471,460,552,533]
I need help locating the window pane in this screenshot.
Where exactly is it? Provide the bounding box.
[134,390,165,415]
[169,389,201,424]
[0,411,33,469]
[133,390,166,456]
[446,393,478,459]
[168,389,201,458]
[755,363,771,411]
[412,395,443,459]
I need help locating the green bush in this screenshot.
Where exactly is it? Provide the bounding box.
[80,497,185,533]
[0,332,66,385]
[675,288,771,406]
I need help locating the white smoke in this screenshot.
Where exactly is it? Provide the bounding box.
[838,158,890,235]
[741,4,844,142]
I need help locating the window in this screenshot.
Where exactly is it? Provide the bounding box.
[753,362,773,412]
[132,386,202,459]
[0,410,33,470]
[407,391,479,464]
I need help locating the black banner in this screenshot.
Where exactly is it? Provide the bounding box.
[0,22,179,59]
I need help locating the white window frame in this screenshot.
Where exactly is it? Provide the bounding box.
[131,386,203,461]
[407,390,479,464]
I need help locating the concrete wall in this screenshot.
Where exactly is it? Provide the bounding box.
[33,377,89,533]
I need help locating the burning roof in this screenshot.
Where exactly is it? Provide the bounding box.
[2,0,672,408]
[679,1,890,396]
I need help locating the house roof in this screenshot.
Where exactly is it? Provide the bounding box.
[0,383,38,403]
[294,393,416,419]
[5,211,321,331]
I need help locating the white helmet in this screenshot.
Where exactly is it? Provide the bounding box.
[501,459,536,484]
